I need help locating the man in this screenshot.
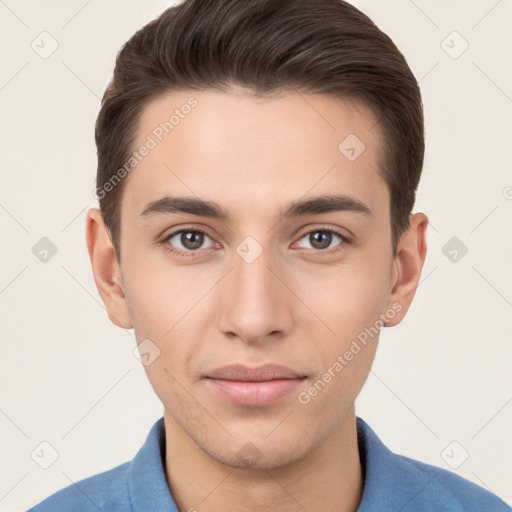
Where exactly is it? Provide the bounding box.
[27,0,511,510]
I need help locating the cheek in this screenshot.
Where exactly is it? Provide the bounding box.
[121,261,205,407]
[297,299,381,424]
[307,257,391,338]
[131,317,203,425]
[300,256,390,390]
[122,253,202,338]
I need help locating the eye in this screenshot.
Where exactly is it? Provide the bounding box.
[163,229,216,256]
[162,226,350,258]
[296,228,348,252]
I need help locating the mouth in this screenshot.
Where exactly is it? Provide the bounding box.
[206,363,306,381]
[204,364,307,407]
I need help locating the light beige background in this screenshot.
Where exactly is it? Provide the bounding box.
[1,1,511,510]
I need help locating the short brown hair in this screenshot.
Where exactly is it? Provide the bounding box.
[94,0,424,262]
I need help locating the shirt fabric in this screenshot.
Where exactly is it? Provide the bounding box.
[26,416,511,511]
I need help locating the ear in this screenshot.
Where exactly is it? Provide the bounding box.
[85,208,133,329]
[384,212,428,327]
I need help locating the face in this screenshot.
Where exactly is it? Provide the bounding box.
[88,87,425,469]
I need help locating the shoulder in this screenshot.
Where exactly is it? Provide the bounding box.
[356,417,511,511]
[392,452,511,511]
[25,461,132,512]
[25,417,173,512]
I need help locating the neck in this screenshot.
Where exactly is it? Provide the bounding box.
[163,407,364,512]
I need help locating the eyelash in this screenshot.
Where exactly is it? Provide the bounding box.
[162,225,351,258]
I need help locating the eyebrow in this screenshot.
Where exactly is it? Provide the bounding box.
[140,194,372,220]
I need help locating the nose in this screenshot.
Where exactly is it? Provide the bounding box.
[217,243,294,345]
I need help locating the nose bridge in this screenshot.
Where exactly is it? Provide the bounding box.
[234,240,275,297]
[218,236,292,341]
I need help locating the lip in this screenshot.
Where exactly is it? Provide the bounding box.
[206,364,306,381]
[205,364,307,407]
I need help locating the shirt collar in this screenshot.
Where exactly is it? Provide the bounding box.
[355,416,440,511]
[128,417,178,511]
[127,415,432,511]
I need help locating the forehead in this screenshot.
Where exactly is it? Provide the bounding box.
[123,88,388,221]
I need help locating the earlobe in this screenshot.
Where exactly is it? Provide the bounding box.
[85,208,133,329]
[385,212,428,327]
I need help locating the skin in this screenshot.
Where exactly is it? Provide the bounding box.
[86,88,427,512]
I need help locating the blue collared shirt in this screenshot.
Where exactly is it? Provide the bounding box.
[26,416,511,511]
